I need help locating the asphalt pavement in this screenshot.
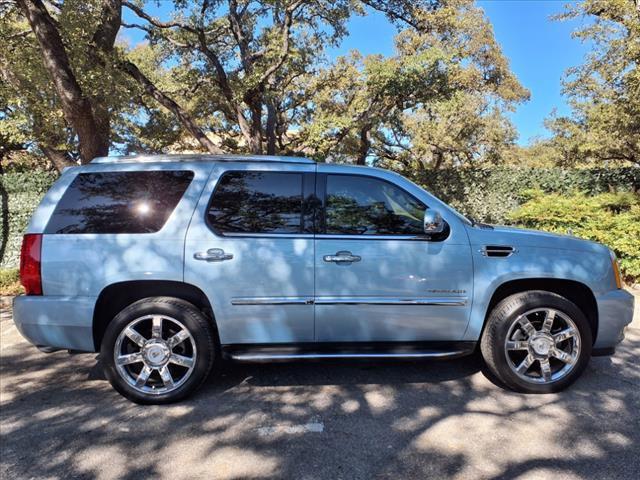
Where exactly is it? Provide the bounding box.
[1,293,639,480]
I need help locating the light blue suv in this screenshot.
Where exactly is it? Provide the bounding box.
[13,155,634,403]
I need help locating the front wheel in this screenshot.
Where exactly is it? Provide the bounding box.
[101,297,215,404]
[480,291,592,393]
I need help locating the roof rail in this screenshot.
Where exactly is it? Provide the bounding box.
[91,154,315,165]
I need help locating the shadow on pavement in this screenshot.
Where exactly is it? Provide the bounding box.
[1,326,639,480]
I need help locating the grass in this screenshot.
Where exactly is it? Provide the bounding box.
[0,268,23,296]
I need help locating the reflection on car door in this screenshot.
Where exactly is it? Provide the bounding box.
[314,170,473,342]
[184,163,316,345]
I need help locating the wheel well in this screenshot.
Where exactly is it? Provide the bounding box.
[92,280,215,351]
[486,279,599,344]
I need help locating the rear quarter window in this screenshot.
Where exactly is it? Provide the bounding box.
[45,170,194,234]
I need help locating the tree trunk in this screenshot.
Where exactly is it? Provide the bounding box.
[119,60,224,154]
[357,127,371,165]
[16,0,108,163]
[266,99,277,155]
[433,150,445,170]
[245,92,264,154]
[41,146,76,172]
[87,0,124,159]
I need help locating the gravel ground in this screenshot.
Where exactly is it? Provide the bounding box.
[1,292,639,480]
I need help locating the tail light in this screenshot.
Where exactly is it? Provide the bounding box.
[20,234,43,295]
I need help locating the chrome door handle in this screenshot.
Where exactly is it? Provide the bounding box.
[323,251,361,264]
[194,248,233,262]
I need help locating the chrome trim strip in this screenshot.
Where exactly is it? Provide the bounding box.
[315,234,428,241]
[314,297,467,306]
[223,233,314,239]
[232,296,466,306]
[231,296,313,306]
[230,351,468,361]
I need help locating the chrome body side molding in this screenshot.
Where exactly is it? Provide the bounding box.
[231,296,314,306]
[315,297,467,306]
[231,296,467,306]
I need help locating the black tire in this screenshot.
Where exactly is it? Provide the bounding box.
[101,297,216,404]
[480,290,592,393]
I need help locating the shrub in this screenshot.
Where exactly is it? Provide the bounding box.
[509,191,640,282]
[1,171,57,269]
[410,166,640,224]
[0,268,22,296]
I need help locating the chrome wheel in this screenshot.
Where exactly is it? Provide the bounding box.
[504,308,581,384]
[114,315,197,395]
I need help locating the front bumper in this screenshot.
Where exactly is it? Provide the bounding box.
[12,295,96,352]
[594,289,635,351]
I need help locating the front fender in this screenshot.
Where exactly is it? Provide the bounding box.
[462,245,611,341]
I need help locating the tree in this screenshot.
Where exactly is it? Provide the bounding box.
[1,0,222,169]
[2,0,528,167]
[547,0,640,166]
[12,0,117,163]
[120,0,363,155]
[297,0,529,167]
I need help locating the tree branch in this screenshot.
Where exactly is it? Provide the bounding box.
[258,0,305,86]
[118,59,224,154]
[122,0,197,33]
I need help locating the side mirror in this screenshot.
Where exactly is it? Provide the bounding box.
[423,209,445,235]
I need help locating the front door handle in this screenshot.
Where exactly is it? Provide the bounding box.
[194,248,233,262]
[323,251,361,264]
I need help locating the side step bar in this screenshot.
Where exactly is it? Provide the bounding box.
[222,342,476,362]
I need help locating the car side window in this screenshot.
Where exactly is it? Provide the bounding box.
[207,171,304,234]
[45,170,194,234]
[325,174,426,235]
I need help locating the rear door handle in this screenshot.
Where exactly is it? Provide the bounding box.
[323,251,361,264]
[194,248,233,262]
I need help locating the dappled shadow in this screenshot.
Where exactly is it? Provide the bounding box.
[1,321,639,479]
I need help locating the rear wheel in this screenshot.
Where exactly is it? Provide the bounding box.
[481,291,592,393]
[101,297,215,404]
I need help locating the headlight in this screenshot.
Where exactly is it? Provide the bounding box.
[610,250,622,289]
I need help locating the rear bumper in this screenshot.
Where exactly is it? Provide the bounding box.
[12,295,96,352]
[594,289,635,352]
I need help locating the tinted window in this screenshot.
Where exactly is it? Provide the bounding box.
[325,175,426,235]
[208,171,304,234]
[45,170,194,234]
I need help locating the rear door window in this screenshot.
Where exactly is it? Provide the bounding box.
[207,171,306,234]
[45,170,194,234]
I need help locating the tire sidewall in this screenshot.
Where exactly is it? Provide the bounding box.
[101,297,215,404]
[485,292,592,394]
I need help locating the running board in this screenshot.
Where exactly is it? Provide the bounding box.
[222,342,476,362]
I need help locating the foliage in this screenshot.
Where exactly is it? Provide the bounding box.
[546,0,640,166]
[509,190,640,282]
[0,268,22,296]
[2,0,531,167]
[300,0,529,166]
[0,169,57,269]
[410,166,640,224]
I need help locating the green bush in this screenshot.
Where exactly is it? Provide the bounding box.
[410,167,640,224]
[1,171,57,269]
[509,191,640,282]
[0,268,22,296]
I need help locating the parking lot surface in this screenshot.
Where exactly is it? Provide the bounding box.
[1,296,639,480]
